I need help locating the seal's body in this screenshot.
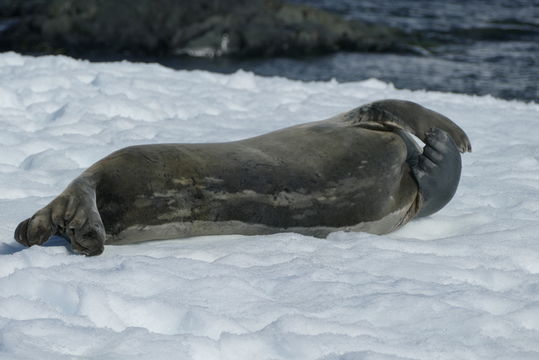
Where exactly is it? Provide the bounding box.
[15,100,471,255]
[93,119,417,243]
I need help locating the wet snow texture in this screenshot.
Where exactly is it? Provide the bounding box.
[1,53,539,359]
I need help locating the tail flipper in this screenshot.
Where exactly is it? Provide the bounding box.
[14,179,105,256]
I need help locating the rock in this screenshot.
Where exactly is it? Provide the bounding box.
[0,0,417,58]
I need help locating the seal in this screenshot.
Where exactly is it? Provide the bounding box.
[14,99,471,256]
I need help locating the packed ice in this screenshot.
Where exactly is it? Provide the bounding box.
[0,52,538,359]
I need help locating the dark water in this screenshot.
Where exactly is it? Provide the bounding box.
[162,0,539,102]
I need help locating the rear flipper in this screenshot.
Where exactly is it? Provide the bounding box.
[410,128,462,217]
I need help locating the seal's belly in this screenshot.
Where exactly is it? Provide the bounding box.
[107,204,412,245]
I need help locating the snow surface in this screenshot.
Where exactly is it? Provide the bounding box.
[1,52,539,359]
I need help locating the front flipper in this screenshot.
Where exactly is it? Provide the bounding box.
[411,128,462,217]
[14,178,105,256]
[344,99,472,153]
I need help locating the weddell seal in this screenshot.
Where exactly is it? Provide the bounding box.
[15,99,471,256]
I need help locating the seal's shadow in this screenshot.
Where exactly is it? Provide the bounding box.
[0,235,71,255]
[0,241,25,255]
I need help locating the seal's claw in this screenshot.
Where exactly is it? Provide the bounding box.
[412,128,462,218]
[422,145,443,163]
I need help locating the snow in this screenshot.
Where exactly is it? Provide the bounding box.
[1,52,539,359]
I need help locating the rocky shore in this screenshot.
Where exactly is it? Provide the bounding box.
[0,0,419,59]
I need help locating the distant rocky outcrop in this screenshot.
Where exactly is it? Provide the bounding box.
[0,0,418,58]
